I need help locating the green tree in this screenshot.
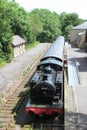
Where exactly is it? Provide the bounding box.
[28,13,43,42]
[0,0,13,62]
[64,25,73,38]
[60,12,84,38]
[8,1,27,38]
[31,9,61,42]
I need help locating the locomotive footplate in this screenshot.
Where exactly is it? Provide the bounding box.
[25,98,63,116]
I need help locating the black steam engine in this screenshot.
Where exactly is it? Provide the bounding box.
[30,36,64,104]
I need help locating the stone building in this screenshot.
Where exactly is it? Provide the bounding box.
[12,35,26,57]
[70,22,87,48]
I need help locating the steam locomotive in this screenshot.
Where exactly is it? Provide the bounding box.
[25,36,65,116]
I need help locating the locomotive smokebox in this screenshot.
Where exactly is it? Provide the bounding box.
[35,73,56,98]
[30,66,57,101]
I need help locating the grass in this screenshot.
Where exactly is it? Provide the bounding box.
[0,60,7,68]
[25,41,40,51]
[18,66,31,80]
[0,125,3,128]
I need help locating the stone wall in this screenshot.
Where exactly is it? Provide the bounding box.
[14,43,25,58]
[77,31,86,48]
[70,29,85,44]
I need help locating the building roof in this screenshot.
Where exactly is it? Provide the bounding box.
[72,22,87,30]
[12,35,26,46]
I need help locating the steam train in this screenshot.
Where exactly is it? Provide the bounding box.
[25,36,65,117]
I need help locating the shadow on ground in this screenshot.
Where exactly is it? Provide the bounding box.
[65,110,87,130]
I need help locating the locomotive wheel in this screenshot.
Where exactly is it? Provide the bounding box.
[52,112,59,118]
[27,111,35,124]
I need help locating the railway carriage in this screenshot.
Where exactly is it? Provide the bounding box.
[25,36,65,118]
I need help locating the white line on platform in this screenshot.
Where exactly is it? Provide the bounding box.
[72,85,81,123]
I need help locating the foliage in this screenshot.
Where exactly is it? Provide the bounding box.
[64,25,73,38]
[0,0,13,62]
[31,9,61,42]
[7,1,29,40]
[60,12,84,38]
[28,13,43,42]
[25,41,40,51]
[0,0,84,65]
[0,60,7,67]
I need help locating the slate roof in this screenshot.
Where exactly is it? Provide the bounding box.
[72,22,87,30]
[12,35,26,46]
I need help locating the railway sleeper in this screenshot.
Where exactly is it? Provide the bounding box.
[1,106,12,110]
[0,114,12,118]
[0,110,12,114]
[0,123,9,129]
[3,104,15,108]
[7,128,16,130]
[0,117,12,123]
[7,124,16,129]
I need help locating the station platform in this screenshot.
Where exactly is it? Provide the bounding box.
[0,43,50,101]
[65,42,87,130]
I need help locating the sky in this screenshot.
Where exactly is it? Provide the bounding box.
[15,0,87,19]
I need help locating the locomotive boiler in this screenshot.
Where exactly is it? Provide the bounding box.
[30,36,64,103]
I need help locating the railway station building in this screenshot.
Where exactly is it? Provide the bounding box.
[12,35,26,57]
[70,22,87,48]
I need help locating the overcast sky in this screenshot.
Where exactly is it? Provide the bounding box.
[15,0,87,19]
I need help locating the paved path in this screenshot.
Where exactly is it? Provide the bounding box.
[67,43,87,130]
[0,43,50,100]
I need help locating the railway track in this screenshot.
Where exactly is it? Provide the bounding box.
[0,45,51,130]
[31,113,64,130]
[0,84,64,130]
[0,66,35,130]
[0,43,64,130]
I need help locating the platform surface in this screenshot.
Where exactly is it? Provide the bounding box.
[65,42,87,130]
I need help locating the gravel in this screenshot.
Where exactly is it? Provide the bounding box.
[0,43,50,100]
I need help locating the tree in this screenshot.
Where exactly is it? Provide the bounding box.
[31,9,61,42]
[0,0,13,62]
[60,12,84,38]
[64,25,73,38]
[28,13,43,42]
[7,1,27,38]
